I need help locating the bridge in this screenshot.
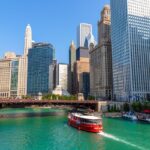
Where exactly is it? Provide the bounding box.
[0,99,99,111]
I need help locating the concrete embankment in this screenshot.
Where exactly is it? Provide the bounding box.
[103,112,122,118]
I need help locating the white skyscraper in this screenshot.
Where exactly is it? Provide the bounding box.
[77,23,93,48]
[24,24,32,56]
[18,24,32,97]
[56,63,68,91]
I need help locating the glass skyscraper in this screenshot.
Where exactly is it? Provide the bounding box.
[111,0,150,101]
[27,43,54,95]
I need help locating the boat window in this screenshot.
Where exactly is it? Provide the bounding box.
[80,119,101,124]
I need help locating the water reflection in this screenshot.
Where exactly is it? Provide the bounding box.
[0,108,67,118]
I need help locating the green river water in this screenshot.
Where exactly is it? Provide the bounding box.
[0,108,150,150]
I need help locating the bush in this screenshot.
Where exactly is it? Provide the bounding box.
[22,95,32,99]
[123,103,130,112]
[42,94,77,100]
[131,101,150,112]
[88,95,95,100]
[132,102,142,112]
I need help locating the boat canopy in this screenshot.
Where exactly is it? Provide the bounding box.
[72,113,101,120]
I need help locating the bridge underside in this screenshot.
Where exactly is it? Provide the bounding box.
[0,100,98,111]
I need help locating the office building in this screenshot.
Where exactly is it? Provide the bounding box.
[76,47,89,61]
[74,58,90,99]
[0,59,11,98]
[27,43,54,95]
[17,56,28,97]
[90,5,112,99]
[56,63,68,91]
[69,41,76,94]
[111,0,150,101]
[10,59,19,97]
[24,24,32,56]
[49,60,57,93]
[0,52,19,98]
[18,24,32,97]
[77,23,93,48]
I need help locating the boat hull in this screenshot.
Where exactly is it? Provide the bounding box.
[68,118,103,133]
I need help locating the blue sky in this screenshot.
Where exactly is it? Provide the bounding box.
[0,0,110,63]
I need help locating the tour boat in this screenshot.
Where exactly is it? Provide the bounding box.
[68,112,103,133]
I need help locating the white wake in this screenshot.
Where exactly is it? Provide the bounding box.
[98,132,147,150]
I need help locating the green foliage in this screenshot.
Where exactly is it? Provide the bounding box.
[142,102,150,109]
[22,95,32,99]
[107,102,150,113]
[42,94,77,100]
[132,102,142,112]
[123,103,130,112]
[88,95,95,100]
[131,101,150,112]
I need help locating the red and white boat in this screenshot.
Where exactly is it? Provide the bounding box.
[68,112,103,133]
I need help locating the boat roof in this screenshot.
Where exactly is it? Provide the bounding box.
[72,113,101,120]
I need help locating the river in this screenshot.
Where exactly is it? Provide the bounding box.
[0,108,150,150]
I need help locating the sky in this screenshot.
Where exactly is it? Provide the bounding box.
[0,0,110,63]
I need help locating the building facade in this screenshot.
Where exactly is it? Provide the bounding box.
[69,41,76,94]
[27,43,54,95]
[0,59,11,98]
[0,52,20,98]
[49,60,57,93]
[90,5,112,100]
[17,56,28,97]
[18,24,32,97]
[10,59,19,97]
[76,46,90,100]
[111,0,150,101]
[56,63,68,91]
[76,47,90,61]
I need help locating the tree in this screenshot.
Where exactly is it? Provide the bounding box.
[132,102,142,112]
[123,103,130,112]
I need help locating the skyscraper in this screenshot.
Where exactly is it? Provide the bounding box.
[68,41,76,94]
[24,24,32,56]
[49,60,57,93]
[56,63,68,91]
[74,59,90,99]
[77,23,92,48]
[0,59,12,98]
[27,43,54,95]
[18,24,32,97]
[74,23,96,99]
[74,45,90,99]
[111,0,150,101]
[90,5,112,100]
[0,52,19,98]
